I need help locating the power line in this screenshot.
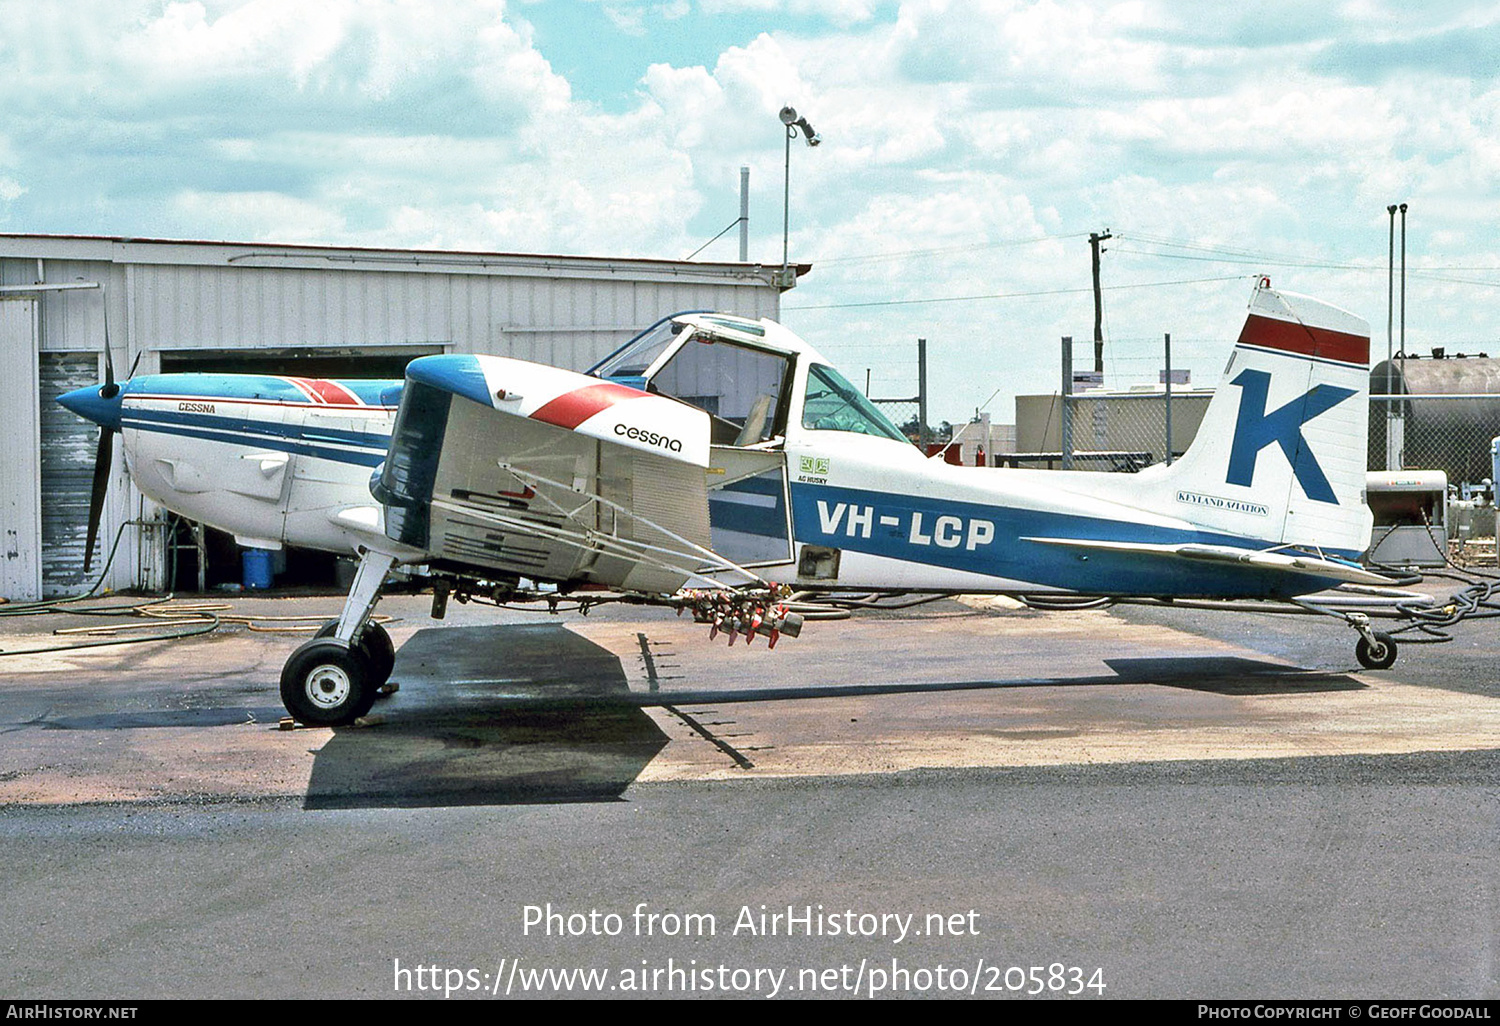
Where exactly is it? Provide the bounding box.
[1411,273,1500,289]
[683,217,745,261]
[808,231,1091,266]
[1115,232,1500,277]
[1110,245,1371,271]
[784,274,1246,312]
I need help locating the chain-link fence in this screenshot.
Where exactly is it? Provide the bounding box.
[869,398,923,442]
[1033,392,1500,490]
[1008,391,1211,472]
[1369,395,1500,488]
[1000,334,1217,471]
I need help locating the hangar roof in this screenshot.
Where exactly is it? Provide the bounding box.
[0,233,812,288]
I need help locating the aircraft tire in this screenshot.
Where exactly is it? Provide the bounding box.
[315,619,396,687]
[1355,632,1398,670]
[281,637,377,726]
[356,622,396,687]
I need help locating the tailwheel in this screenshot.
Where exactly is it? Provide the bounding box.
[1355,631,1398,670]
[315,620,396,689]
[280,638,376,726]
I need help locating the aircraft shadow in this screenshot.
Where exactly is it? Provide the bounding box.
[10,634,1358,808]
[1100,656,1366,695]
[302,624,668,810]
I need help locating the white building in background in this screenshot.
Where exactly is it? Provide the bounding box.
[0,234,803,600]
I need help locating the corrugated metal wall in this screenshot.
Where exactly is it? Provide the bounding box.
[1,239,787,599]
[0,298,41,600]
[124,262,779,371]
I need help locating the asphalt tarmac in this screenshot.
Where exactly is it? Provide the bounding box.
[0,592,1495,999]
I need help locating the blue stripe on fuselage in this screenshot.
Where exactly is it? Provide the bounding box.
[789,482,1355,598]
[120,416,390,468]
[123,406,392,449]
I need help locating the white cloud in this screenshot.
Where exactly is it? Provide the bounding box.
[0,0,1497,422]
[172,189,346,242]
[702,0,880,26]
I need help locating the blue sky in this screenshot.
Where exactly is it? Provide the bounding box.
[1,0,1497,423]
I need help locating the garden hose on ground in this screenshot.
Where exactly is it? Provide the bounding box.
[0,522,392,658]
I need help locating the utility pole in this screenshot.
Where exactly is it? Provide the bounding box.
[1089,230,1112,374]
[917,338,929,450]
[1385,204,1398,470]
[782,129,792,275]
[1386,205,1396,369]
[739,166,750,262]
[1164,332,1173,466]
[1061,336,1074,471]
[1399,202,1408,363]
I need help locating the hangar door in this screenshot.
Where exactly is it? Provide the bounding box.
[39,352,103,597]
[158,346,437,379]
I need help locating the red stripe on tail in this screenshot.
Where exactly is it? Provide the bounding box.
[530,381,648,430]
[1240,313,1369,366]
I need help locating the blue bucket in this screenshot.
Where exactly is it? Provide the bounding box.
[242,548,275,590]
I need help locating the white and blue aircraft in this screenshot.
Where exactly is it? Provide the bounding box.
[59,280,1398,726]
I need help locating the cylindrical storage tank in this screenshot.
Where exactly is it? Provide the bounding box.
[1369,356,1500,485]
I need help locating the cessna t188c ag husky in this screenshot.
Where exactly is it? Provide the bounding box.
[59,280,1398,726]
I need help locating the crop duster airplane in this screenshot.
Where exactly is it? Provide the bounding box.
[58,280,1400,726]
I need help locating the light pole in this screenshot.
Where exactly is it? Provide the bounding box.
[779,105,819,286]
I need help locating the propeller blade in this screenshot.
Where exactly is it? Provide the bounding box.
[84,429,113,574]
[100,293,118,398]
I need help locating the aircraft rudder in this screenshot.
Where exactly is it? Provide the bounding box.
[1153,282,1372,553]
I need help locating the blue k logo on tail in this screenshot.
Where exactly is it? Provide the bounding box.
[1225,369,1357,503]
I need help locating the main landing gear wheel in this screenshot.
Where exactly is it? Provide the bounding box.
[280,638,377,727]
[314,619,395,688]
[1355,631,1398,670]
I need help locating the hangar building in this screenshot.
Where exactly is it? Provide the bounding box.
[0,234,799,600]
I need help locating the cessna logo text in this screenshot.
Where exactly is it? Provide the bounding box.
[178,401,216,414]
[615,423,682,453]
[1177,490,1270,517]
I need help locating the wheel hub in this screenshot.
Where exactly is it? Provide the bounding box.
[305,664,352,709]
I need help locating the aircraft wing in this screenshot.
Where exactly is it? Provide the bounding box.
[375,354,716,595]
[1020,537,1395,587]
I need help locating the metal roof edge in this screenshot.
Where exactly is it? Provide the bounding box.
[0,233,813,286]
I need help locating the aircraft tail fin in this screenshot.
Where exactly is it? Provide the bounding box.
[1147,280,1372,558]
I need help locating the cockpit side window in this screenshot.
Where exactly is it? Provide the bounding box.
[801,364,911,443]
[648,337,791,446]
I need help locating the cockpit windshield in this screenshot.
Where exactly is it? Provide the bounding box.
[801,364,911,443]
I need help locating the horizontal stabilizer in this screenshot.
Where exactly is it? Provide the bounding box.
[327,504,381,535]
[1021,537,1396,587]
